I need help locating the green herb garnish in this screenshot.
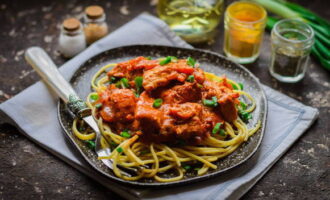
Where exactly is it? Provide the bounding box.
[231,83,239,90]
[203,96,218,107]
[219,129,226,136]
[153,98,163,108]
[238,109,252,122]
[146,56,152,60]
[212,122,222,134]
[187,75,195,82]
[116,147,123,153]
[90,94,99,101]
[187,57,196,67]
[134,76,143,95]
[120,131,131,138]
[183,165,191,170]
[120,78,129,88]
[109,77,117,84]
[159,56,172,65]
[238,83,244,90]
[85,140,96,149]
[240,102,247,110]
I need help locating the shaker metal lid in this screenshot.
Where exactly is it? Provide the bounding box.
[63,18,80,31]
[85,5,104,19]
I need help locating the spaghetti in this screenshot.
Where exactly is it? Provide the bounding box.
[72,57,260,182]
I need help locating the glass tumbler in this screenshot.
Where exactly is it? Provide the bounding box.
[269,19,314,83]
[223,1,267,64]
[157,0,224,43]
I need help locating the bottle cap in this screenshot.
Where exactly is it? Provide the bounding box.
[63,18,80,31]
[85,5,104,19]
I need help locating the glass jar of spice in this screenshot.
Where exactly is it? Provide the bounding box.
[223,1,267,64]
[84,5,108,45]
[59,18,86,58]
[269,19,314,83]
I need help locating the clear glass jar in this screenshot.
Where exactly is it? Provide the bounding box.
[59,18,86,58]
[223,1,267,64]
[157,0,224,44]
[269,19,314,83]
[83,5,108,45]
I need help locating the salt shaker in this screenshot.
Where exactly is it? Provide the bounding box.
[58,18,86,58]
[83,5,108,45]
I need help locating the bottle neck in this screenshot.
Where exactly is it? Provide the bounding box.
[84,13,106,24]
[61,25,83,36]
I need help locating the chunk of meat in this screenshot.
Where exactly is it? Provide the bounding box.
[161,103,207,141]
[99,86,136,123]
[135,92,163,133]
[202,107,224,131]
[202,80,239,122]
[160,82,202,104]
[107,56,149,80]
[143,65,187,91]
[143,60,196,91]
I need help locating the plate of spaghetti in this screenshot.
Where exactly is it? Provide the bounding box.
[58,45,267,187]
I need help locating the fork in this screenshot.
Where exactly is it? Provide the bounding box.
[24,47,135,175]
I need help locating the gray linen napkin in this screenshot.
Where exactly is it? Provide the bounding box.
[0,13,318,200]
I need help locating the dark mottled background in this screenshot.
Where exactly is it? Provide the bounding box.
[0,0,329,199]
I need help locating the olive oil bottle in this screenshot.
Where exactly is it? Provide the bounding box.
[157,0,224,43]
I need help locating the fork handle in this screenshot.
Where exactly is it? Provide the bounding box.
[25,47,90,117]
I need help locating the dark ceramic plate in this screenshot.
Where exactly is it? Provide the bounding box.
[58,45,267,188]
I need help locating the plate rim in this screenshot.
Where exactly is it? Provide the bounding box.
[57,44,268,188]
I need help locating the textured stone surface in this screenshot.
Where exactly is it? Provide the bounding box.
[0,0,329,199]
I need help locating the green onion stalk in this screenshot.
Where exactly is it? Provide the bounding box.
[249,0,330,71]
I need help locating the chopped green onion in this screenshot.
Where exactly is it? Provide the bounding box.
[134,76,143,88]
[159,56,172,65]
[219,129,226,136]
[238,83,244,90]
[146,56,152,60]
[240,102,247,110]
[90,94,99,101]
[197,83,203,88]
[109,77,117,84]
[95,103,103,109]
[187,75,195,82]
[231,83,239,90]
[153,98,163,108]
[187,57,196,67]
[134,76,143,95]
[85,140,96,149]
[203,96,218,107]
[183,165,191,170]
[120,78,129,88]
[212,122,221,134]
[134,92,140,98]
[116,147,123,153]
[120,131,131,138]
[239,109,252,122]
